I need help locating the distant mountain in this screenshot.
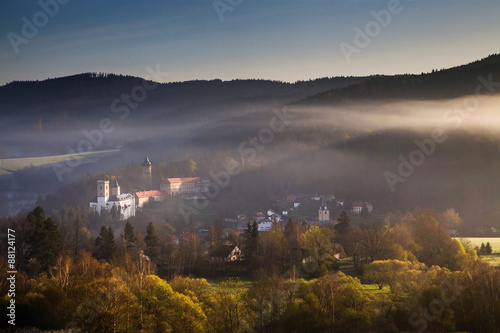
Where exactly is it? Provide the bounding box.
[296,53,500,105]
[0,73,367,131]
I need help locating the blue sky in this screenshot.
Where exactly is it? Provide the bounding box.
[0,0,499,85]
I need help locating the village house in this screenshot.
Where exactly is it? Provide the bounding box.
[210,245,243,262]
[257,218,273,231]
[254,212,266,221]
[352,202,373,214]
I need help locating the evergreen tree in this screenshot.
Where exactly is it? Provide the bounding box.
[122,221,137,249]
[144,221,159,260]
[243,221,259,269]
[334,211,351,236]
[485,242,493,255]
[28,206,62,271]
[479,243,486,255]
[94,225,116,261]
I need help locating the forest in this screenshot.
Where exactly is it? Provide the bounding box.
[1,204,499,333]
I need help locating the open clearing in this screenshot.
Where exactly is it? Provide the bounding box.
[0,149,120,175]
[457,237,500,253]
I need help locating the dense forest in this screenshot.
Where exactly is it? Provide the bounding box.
[1,204,499,332]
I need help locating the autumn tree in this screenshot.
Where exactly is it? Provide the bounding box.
[303,226,333,276]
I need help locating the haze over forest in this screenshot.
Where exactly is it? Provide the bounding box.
[1,54,500,232]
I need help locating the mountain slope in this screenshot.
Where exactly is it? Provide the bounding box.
[296,53,500,105]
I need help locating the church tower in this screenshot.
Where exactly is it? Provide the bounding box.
[142,156,152,185]
[319,195,329,221]
[111,179,121,196]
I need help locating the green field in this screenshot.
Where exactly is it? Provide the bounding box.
[480,254,500,267]
[457,237,500,253]
[0,149,120,175]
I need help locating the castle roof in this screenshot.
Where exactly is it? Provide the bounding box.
[143,156,151,166]
[160,177,200,184]
[135,190,168,198]
[112,179,120,188]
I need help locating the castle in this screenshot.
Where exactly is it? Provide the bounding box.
[89,179,136,220]
[90,156,207,220]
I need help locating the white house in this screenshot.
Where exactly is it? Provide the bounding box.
[352,202,373,214]
[258,219,273,232]
[210,245,243,262]
[90,180,135,220]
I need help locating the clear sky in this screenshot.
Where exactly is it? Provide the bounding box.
[0,0,499,86]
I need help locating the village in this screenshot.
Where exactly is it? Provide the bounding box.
[89,157,378,262]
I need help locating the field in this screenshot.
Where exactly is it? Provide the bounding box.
[0,149,120,175]
[456,237,500,253]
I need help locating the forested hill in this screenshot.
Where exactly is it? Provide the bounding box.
[296,53,500,105]
[0,73,366,130]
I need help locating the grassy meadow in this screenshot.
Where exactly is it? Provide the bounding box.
[0,149,120,175]
[457,237,500,253]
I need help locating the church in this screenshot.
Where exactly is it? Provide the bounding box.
[318,195,330,222]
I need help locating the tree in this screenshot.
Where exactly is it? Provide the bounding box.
[28,206,62,271]
[144,222,159,260]
[142,275,206,333]
[243,221,259,270]
[94,226,116,262]
[334,211,351,237]
[122,221,137,249]
[485,242,492,255]
[73,277,138,333]
[439,208,462,230]
[358,221,400,262]
[304,226,333,276]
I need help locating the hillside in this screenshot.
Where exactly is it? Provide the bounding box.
[297,54,500,105]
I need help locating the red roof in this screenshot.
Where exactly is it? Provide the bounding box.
[352,201,371,207]
[135,190,167,198]
[161,177,200,184]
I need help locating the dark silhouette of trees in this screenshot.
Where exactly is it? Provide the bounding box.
[28,206,62,271]
[94,226,116,262]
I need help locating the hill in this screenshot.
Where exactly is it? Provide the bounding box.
[296,53,500,105]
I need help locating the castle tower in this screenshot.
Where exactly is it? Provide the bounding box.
[111,179,121,196]
[319,195,329,221]
[142,156,152,185]
[97,180,110,213]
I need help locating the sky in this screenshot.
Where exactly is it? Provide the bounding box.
[0,0,499,86]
